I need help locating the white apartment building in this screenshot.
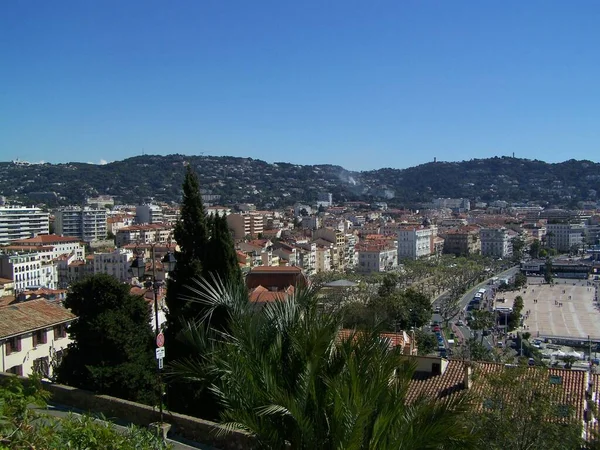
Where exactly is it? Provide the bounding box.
[0,299,75,378]
[0,206,49,245]
[315,244,333,273]
[356,244,398,273]
[480,227,513,258]
[54,207,107,242]
[0,251,58,291]
[93,249,134,282]
[345,234,358,268]
[546,222,585,253]
[227,213,264,240]
[397,227,434,260]
[10,234,85,260]
[135,204,164,225]
[294,241,317,276]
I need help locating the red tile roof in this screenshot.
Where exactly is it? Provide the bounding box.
[0,299,76,339]
[12,234,81,245]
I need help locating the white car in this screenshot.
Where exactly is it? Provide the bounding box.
[456,320,465,326]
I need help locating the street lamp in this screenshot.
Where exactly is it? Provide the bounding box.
[130,247,176,425]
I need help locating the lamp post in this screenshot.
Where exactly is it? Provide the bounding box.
[130,245,176,425]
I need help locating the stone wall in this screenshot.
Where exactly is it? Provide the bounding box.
[0,373,256,450]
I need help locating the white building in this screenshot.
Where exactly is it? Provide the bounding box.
[398,227,434,260]
[10,234,85,260]
[115,224,173,247]
[135,204,165,225]
[546,222,585,253]
[480,227,513,258]
[0,251,58,291]
[93,249,134,282]
[356,243,398,273]
[432,198,471,211]
[54,207,107,242]
[0,206,49,245]
[0,299,75,377]
[227,213,264,240]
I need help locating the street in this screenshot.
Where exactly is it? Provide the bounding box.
[431,265,520,351]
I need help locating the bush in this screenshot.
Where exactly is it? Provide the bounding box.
[0,376,170,450]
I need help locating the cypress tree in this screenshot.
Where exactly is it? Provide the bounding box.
[204,213,242,284]
[164,165,242,418]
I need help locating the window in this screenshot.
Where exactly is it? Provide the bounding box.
[549,375,563,385]
[32,329,47,347]
[5,336,21,355]
[53,324,67,340]
[7,365,23,376]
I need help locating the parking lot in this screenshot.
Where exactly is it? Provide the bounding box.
[496,277,600,339]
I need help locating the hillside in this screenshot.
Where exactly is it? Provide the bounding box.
[0,155,598,208]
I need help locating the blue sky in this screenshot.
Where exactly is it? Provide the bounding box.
[0,1,598,171]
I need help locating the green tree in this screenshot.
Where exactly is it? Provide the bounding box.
[172,278,478,450]
[469,310,495,344]
[56,274,158,405]
[415,329,437,355]
[513,272,527,289]
[204,213,241,286]
[469,365,583,450]
[544,258,554,284]
[529,239,541,259]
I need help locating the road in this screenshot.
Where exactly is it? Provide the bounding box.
[431,265,520,350]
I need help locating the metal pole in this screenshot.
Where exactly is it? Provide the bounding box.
[152,244,163,424]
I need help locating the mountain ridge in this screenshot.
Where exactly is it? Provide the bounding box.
[0,154,598,208]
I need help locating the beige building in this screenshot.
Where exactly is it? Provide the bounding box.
[227,213,264,240]
[115,224,173,247]
[0,299,75,377]
[443,226,481,256]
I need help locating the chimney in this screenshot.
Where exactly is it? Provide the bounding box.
[463,363,473,389]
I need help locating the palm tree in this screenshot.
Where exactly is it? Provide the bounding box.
[170,276,478,450]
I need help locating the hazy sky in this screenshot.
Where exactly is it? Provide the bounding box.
[1,1,598,170]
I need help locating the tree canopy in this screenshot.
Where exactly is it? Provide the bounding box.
[56,274,158,405]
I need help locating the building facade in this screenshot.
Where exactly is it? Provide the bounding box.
[135,204,164,225]
[398,227,434,260]
[54,207,107,242]
[356,243,398,273]
[0,206,49,245]
[227,213,264,240]
[0,299,75,377]
[0,251,58,291]
[480,227,513,258]
[443,227,481,256]
[546,222,585,253]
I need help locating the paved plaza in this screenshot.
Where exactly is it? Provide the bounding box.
[496,278,600,339]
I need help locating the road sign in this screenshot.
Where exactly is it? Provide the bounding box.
[156,332,165,348]
[158,358,164,370]
[155,347,165,359]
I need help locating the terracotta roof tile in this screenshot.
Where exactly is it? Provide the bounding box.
[0,299,76,339]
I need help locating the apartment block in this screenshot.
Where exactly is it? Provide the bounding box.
[480,227,513,258]
[398,226,434,260]
[443,226,481,256]
[93,249,134,282]
[356,242,398,273]
[546,222,585,253]
[115,224,173,247]
[227,213,264,240]
[135,204,164,225]
[54,207,107,242]
[0,251,57,292]
[0,206,49,245]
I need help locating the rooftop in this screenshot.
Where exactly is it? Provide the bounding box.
[0,299,76,339]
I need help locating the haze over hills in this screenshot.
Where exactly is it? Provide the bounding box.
[0,155,598,208]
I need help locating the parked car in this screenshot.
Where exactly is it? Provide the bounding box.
[433,326,441,332]
[456,320,464,326]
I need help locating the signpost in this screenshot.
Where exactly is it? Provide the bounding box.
[156,346,165,359]
[156,332,165,348]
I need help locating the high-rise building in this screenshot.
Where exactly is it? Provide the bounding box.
[54,207,107,242]
[480,227,513,258]
[546,222,585,253]
[0,206,49,245]
[135,204,165,224]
